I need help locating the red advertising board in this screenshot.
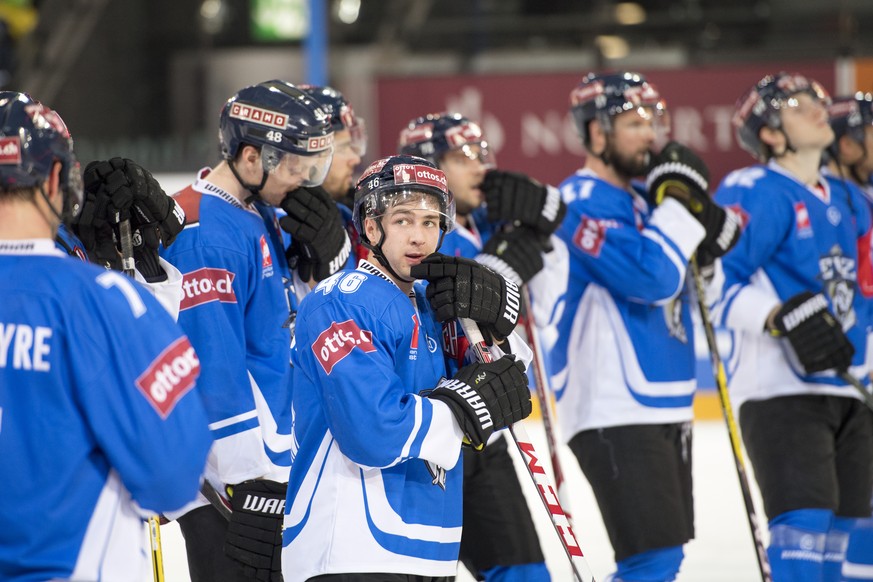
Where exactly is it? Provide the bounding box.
[377,61,836,187]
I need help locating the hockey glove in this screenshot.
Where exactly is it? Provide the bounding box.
[482,169,567,236]
[76,158,185,281]
[224,479,286,582]
[769,291,855,374]
[647,142,740,259]
[427,355,532,450]
[410,254,521,341]
[475,228,546,286]
[279,186,351,282]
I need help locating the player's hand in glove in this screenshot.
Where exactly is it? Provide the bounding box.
[74,158,185,281]
[647,141,740,259]
[427,355,532,450]
[410,254,521,342]
[475,228,547,286]
[482,169,567,236]
[224,479,286,582]
[768,291,855,374]
[279,186,351,282]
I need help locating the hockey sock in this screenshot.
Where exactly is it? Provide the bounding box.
[838,516,873,581]
[824,518,850,582]
[768,509,833,582]
[479,562,551,582]
[611,545,684,582]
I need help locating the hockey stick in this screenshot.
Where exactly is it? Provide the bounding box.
[458,317,596,582]
[520,287,574,521]
[837,370,873,412]
[116,221,164,582]
[201,480,233,521]
[117,215,136,278]
[689,258,772,582]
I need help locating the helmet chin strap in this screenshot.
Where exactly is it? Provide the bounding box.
[228,158,270,205]
[37,184,63,237]
[363,219,415,284]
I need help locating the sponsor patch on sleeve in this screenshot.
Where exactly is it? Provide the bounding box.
[312,319,376,374]
[572,215,606,257]
[136,337,200,418]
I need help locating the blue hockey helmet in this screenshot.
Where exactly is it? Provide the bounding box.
[828,93,873,146]
[732,72,831,162]
[0,91,82,219]
[298,84,367,157]
[398,112,493,167]
[569,71,666,147]
[219,80,335,187]
[353,154,456,242]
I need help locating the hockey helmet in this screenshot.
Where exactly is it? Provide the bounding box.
[353,154,456,243]
[219,80,335,187]
[298,84,367,157]
[569,72,666,146]
[0,91,82,219]
[828,93,873,146]
[398,112,493,167]
[732,72,831,161]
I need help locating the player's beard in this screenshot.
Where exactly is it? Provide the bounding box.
[605,140,651,180]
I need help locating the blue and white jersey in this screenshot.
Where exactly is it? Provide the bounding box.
[531,169,705,439]
[55,222,88,261]
[161,168,296,486]
[0,239,211,581]
[711,162,873,408]
[282,260,466,582]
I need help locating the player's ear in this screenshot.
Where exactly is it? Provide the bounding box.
[587,119,607,157]
[364,216,382,245]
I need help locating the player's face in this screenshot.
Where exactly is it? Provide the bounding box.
[366,195,442,282]
[321,129,362,200]
[260,149,335,206]
[607,108,658,178]
[780,93,834,153]
[439,145,488,216]
[858,126,873,177]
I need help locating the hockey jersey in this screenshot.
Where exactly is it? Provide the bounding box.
[282,260,467,581]
[439,206,494,258]
[712,162,873,407]
[531,169,705,439]
[0,239,211,581]
[161,168,296,486]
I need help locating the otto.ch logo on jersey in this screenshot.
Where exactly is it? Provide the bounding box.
[180,267,237,311]
[313,319,376,374]
[136,337,200,418]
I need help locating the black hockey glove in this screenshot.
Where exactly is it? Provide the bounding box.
[224,479,286,582]
[769,291,855,374]
[475,228,546,286]
[75,158,185,281]
[279,186,351,282]
[647,141,740,259]
[482,169,567,236]
[427,355,532,450]
[410,254,521,341]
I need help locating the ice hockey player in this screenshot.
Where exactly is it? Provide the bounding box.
[713,72,873,581]
[534,71,740,581]
[0,92,212,580]
[399,112,555,581]
[161,80,342,582]
[826,92,873,198]
[282,154,533,582]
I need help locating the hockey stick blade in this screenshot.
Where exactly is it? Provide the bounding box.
[458,317,597,582]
